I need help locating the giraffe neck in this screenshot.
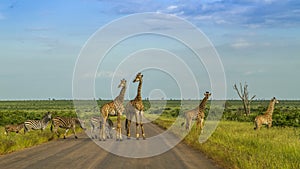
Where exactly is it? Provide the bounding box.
[115,85,126,104]
[199,96,209,110]
[265,100,275,115]
[135,80,142,101]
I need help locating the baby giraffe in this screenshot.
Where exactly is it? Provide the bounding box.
[182,92,211,132]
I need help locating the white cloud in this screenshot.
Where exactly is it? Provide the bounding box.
[231,39,252,49]
[167,5,178,11]
[244,69,264,76]
[25,27,52,32]
[95,71,125,78]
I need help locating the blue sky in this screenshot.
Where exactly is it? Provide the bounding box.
[0,0,299,100]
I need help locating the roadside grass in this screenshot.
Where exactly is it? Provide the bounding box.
[0,126,84,155]
[146,113,300,169]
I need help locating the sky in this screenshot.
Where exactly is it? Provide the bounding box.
[0,0,299,100]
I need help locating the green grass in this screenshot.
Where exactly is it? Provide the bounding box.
[147,112,300,169]
[0,126,53,154]
[193,121,300,169]
[0,125,84,155]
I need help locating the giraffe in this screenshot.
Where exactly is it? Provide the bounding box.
[99,79,127,141]
[125,72,145,140]
[181,92,211,131]
[254,97,279,130]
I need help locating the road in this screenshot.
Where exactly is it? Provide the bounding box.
[0,122,221,169]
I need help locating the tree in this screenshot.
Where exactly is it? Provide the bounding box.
[233,82,256,116]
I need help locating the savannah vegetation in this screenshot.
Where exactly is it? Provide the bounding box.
[0,100,82,155]
[146,99,300,169]
[0,99,299,169]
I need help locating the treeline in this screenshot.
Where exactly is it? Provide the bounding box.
[0,100,299,127]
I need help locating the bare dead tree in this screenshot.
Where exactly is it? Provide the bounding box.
[233,82,256,116]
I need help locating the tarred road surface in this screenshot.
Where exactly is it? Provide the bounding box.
[0,122,221,169]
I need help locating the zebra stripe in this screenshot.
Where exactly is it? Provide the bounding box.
[89,116,113,139]
[24,112,52,133]
[51,116,85,139]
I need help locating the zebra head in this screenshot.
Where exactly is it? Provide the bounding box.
[42,112,52,124]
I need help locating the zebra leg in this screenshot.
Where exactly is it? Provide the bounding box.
[185,116,190,130]
[102,119,106,141]
[116,127,119,141]
[185,119,189,130]
[54,126,60,137]
[90,123,94,139]
[73,125,78,139]
[64,129,69,139]
[99,118,106,141]
[24,126,28,134]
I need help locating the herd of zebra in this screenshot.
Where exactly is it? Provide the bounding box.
[3,111,117,139]
[3,112,92,139]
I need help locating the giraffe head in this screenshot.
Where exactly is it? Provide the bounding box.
[118,78,127,88]
[204,91,212,98]
[133,72,143,83]
[272,97,279,104]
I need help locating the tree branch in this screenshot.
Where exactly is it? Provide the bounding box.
[233,84,243,99]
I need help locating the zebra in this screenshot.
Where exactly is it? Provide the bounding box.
[24,112,52,133]
[89,116,114,139]
[4,123,24,135]
[51,116,86,139]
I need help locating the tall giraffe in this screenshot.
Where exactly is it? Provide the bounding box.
[99,79,127,141]
[125,72,145,140]
[254,97,279,130]
[182,92,211,131]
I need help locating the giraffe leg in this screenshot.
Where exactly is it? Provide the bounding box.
[140,111,145,140]
[119,127,123,141]
[200,118,204,133]
[118,121,122,141]
[126,119,131,139]
[268,121,272,128]
[135,112,140,140]
[188,119,192,130]
[116,127,119,141]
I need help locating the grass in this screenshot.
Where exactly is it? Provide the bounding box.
[0,126,54,155]
[147,112,300,169]
[0,125,84,155]
[194,121,300,169]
